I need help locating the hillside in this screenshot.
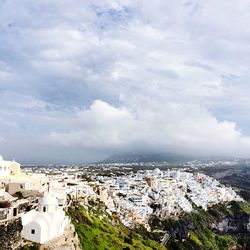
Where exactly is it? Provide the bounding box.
[68,201,250,250]
[150,201,250,249]
[67,201,167,250]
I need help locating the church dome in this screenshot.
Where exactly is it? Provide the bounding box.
[152,168,162,176]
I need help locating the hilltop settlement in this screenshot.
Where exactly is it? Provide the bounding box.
[0,155,248,249]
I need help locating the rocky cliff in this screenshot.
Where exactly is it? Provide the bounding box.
[149,201,250,250]
[0,217,23,250]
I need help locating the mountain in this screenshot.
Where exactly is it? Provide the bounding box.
[101,152,195,164]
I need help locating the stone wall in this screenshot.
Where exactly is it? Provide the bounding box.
[0,217,23,250]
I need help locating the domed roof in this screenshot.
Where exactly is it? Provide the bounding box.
[152,168,162,176]
[32,212,52,227]
[39,192,58,206]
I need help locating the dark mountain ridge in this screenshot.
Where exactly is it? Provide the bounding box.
[101,152,195,164]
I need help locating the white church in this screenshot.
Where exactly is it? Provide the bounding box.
[21,192,69,244]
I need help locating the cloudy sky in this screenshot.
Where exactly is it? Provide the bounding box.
[0,0,250,163]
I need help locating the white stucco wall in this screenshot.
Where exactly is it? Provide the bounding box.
[21,198,68,244]
[0,165,10,176]
[22,220,43,243]
[0,156,20,176]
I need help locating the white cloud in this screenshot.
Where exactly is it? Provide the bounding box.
[0,0,250,162]
[47,100,136,148]
[47,98,250,158]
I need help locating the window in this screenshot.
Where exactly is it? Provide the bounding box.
[43,206,46,212]
[31,229,35,234]
[13,208,17,217]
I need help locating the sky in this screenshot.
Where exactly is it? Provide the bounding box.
[0,0,250,163]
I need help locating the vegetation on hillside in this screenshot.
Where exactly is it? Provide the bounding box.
[149,201,250,250]
[68,200,250,250]
[19,246,38,250]
[67,202,167,250]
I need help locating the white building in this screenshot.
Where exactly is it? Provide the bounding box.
[0,155,20,176]
[6,179,46,195]
[152,168,163,178]
[21,192,68,244]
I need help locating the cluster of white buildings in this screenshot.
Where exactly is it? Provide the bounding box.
[0,155,244,246]
[0,156,71,245]
[81,168,243,230]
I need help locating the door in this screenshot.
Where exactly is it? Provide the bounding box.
[13,207,17,216]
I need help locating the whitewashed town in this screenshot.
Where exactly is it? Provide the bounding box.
[0,155,244,249]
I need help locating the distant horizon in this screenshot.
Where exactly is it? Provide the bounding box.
[4,151,248,165]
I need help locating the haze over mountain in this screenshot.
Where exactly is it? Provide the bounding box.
[101,151,246,164]
[1,0,250,163]
[101,152,195,164]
